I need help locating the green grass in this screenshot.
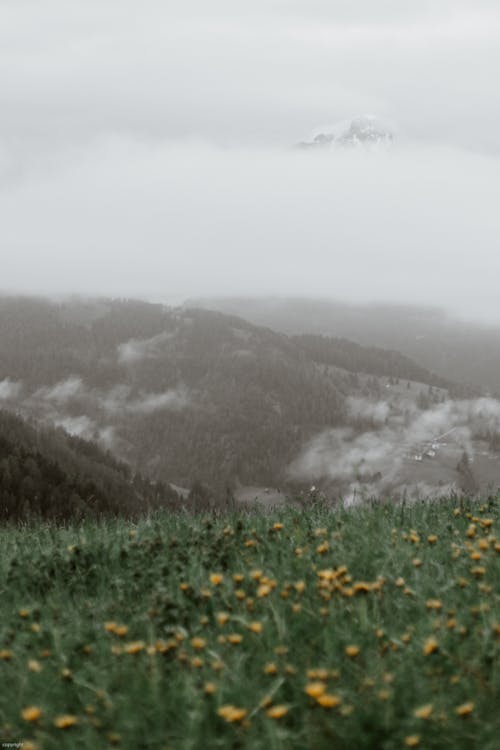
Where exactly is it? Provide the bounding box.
[0,497,499,749]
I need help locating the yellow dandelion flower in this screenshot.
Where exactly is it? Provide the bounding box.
[471,566,486,577]
[21,706,42,722]
[235,588,246,600]
[216,612,230,626]
[28,659,42,673]
[426,599,442,611]
[274,645,288,655]
[404,735,420,747]
[115,625,128,637]
[250,569,263,580]
[61,667,72,680]
[292,603,302,613]
[316,542,329,554]
[316,693,342,708]
[294,580,306,593]
[414,704,433,719]
[272,522,283,531]
[179,582,190,591]
[124,640,145,654]
[345,645,360,658]
[423,636,439,655]
[307,668,329,680]
[18,608,30,618]
[204,681,217,695]
[455,702,474,717]
[412,558,423,567]
[191,657,204,668]
[210,573,224,586]
[248,621,263,634]
[227,633,243,645]
[257,584,271,598]
[264,662,278,675]
[353,582,373,594]
[395,577,405,587]
[305,681,326,698]
[0,649,13,660]
[233,573,244,583]
[427,535,438,544]
[217,705,247,723]
[191,637,207,650]
[104,621,117,633]
[266,704,289,719]
[54,714,78,729]
[31,623,41,633]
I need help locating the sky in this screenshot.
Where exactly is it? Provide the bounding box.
[1,0,500,320]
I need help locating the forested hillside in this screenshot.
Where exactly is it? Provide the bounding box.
[0,410,177,521]
[292,334,450,389]
[0,296,452,494]
[193,297,496,394]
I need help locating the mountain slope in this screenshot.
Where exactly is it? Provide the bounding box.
[191,297,486,395]
[0,409,176,521]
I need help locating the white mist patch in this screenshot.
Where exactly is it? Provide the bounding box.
[117,331,175,364]
[53,415,95,438]
[124,389,189,414]
[35,377,84,403]
[0,378,22,400]
[288,396,500,498]
[289,426,403,484]
[346,396,391,424]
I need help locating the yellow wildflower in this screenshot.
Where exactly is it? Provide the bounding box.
[305,681,326,698]
[210,573,224,586]
[217,705,247,723]
[257,584,271,598]
[423,636,439,655]
[316,693,342,708]
[191,637,206,650]
[54,714,78,729]
[345,645,360,658]
[404,736,420,747]
[248,621,263,634]
[21,706,42,722]
[414,704,433,719]
[124,640,145,654]
[264,662,278,675]
[216,612,230,626]
[455,702,474,717]
[266,704,289,719]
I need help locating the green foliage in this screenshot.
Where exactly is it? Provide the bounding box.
[0,498,498,748]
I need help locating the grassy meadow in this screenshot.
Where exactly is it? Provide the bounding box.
[0,498,499,749]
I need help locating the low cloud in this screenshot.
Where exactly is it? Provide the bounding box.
[34,377,84,403]
[0,378,22,400]
[288,397,500,498]
[117,331,175,363]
